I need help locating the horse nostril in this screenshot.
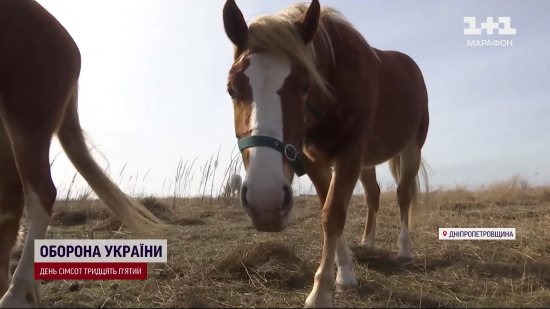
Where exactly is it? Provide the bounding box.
[240,185,250,210]
[281,184,293,215]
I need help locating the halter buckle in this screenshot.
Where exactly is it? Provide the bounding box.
[284,144,298,162]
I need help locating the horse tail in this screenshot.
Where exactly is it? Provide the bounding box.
[56,84,168,237]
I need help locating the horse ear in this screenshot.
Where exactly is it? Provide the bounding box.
[223,0,248,50]
[295,0,321,44]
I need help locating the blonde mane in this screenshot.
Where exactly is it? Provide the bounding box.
[235,3,378,99]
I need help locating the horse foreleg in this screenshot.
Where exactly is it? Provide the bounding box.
[304,150,361,308]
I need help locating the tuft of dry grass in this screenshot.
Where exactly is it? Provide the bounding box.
[9,173,549,308]
[207,241,315,291]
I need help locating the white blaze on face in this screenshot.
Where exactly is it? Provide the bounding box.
[242,53,292,206]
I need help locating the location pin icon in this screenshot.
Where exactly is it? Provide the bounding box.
[443,231,447,237]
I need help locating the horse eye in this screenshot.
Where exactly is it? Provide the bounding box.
[302,86,309,95]
[227,86,236,98]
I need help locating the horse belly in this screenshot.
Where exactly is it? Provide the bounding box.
[362,119,416,166]
[362,88,424,166]
[362,139,401,166]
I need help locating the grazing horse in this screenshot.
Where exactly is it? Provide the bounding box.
[222,0,429,307]
[0,1,167,307]
[222,174,243,198]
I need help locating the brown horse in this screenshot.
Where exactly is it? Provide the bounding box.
[223,0,429,307]
[0,1,167,307]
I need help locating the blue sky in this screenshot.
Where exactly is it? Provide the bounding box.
[36,0,550,197]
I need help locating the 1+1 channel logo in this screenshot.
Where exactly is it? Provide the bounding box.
[464,17,516,47]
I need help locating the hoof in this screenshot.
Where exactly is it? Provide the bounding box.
[304,292,332,308]
[360,239,375,249]
[396,252,415,265]
[335,282,358,293]
[0,280,43,308]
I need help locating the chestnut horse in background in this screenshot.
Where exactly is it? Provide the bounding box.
[0,1,167,307]
[223,0,429,307]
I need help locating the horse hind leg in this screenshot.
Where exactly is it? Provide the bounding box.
[359,167,380,248]
[0,96,63,308]
[0,119,25,299]
[388,142,422,264]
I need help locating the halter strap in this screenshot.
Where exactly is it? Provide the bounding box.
[236,100,325,177]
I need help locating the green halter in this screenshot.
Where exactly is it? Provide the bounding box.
[237,101,325,177]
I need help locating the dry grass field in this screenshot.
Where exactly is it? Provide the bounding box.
[12,172,550,308]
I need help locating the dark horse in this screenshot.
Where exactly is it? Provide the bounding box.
[223,0,430,307]
[0,1,167,307]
